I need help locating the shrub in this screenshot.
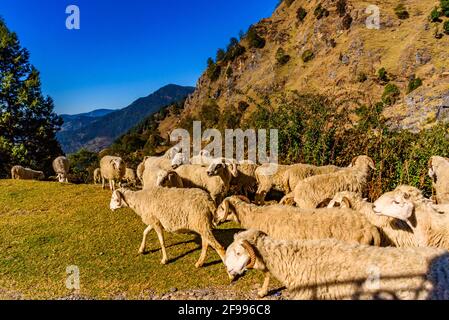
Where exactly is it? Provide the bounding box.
[407,76,423,93]
[216,49,226,62]
[297,7,307,22]
[225,38,246,62]
[275,47,291,66]
[444,20,449,34]
[441,0,449,17]
[68,149,99,184]
[429,6,442,22]
[314,4,329,20]
[336,0,347,17]
[199,101,220,128]
[302,50,314,62]
[394,4,409,19]
[246,26,266,49]
[378,67,389,82]
[357,72,368,83]
[226,65,233,78]
[342,14,353,29]
[206,58,221,81]
[382,83,401,105]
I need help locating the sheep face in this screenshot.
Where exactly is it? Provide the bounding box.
[110,190,127,211]
[215,198,238,224]
[327,195,351,209]
[350,155,376,170]
[225,240,254,277]
[373,191,414,222]
[207,162,226,176]
[171,152,188,169]
[57,173,67,183]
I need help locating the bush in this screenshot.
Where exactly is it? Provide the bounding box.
[394,4,409,19]
[382,83,401,105]
[336,0,347,17]
[246,25,266,49]
[226,65,233,78]
[206,58,221,81]
[297,7,307,22]
[378,67,389,82]
[216,48,226,62]
[441,0,449,17]
[199,100,220,128]
[444,20,449,34]
[68,149,99,184]
[407,76,423,93]
[224,37,246,61]
[275,47,291,66]
[429,6,442,22]
[314,4,329,20]
[302,50,314,62]
[357,72,368,83]
[342,14,353,29]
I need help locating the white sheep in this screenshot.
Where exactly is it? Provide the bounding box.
[215,195,381,297]
[110,187,230,277]
[230,160,259,197]
[327,191,417,247]
[52,156,69,183]
[428,156,449,204]
[155,169,184,188]
[11,165,45,181]
[93,168,102,184]
[136,161,145,184]
[99,156,126,191]
[123,168,137,186]
[373,185,449,250]
[255,163,341,205]
[289,155,375,209]
[226,229,449,300]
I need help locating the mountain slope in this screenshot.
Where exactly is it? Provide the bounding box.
[157,0,449,137]
[57,84,195,153]
[59,109,116,133]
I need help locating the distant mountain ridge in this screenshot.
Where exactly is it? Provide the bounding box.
[57,84,195,154]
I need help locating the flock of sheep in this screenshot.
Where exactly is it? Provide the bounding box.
[8,148,449,300]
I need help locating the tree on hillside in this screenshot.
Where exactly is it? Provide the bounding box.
[0,18,63,178]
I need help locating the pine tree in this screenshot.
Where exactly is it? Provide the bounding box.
[0,18,63,178]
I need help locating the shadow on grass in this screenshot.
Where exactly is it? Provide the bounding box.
[214,228,244,248]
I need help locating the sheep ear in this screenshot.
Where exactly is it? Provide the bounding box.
[428,158,433,168]
[369,159,376,170]
[403,192,411,200]
[350,157,357,167]
[341,197,351,208]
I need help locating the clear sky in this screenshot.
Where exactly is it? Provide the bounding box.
[0,0,278,115]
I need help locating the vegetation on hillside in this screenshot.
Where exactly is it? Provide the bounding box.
[0,19,63,178]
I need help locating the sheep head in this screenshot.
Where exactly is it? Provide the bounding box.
[350,155,376,170]
[327,194,352,209]
[428,156,449,182]
[171,152,189,169]
[225,230,262,277]
[373,190,414,222]
[110,189,129,211]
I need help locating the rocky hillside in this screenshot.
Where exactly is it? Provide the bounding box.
[57,84,195,154]
[157,0,449,137]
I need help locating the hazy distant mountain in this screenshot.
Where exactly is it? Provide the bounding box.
[57,84,195,154]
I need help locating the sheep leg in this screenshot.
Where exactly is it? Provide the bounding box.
[258,272,271,298]
[194,238,209,268]
[102,177,106,190]
[204,233,233,280]
[154,224,168,264]
[255,186,269,205]
[110,180,115,191]
[138,225,153,254]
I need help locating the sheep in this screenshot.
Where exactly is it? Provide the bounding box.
[10,165,45,181]
[215,196,381,297]
[230,161,259,197]
[109,187,230,277]
[255,163,341,205]
[225,229,449,300]
[175,162,236,205]
[123,168,137,186]
[290,155,375,209]
[136,161,145,184]
[142,155,181,189]
[99,156,126,191]
[373,185,449,250]
[93,168,102,184]
[428,156,449,204]
[155,169,184,188]
[52,156,69,183]
[327,191,417,247]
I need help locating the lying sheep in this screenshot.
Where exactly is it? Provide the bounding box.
[255,163,341,205]
[428,156,449,204]
[109,187,229,277]
[11,165,45,180]
[175,162,236,205]
[52,156,69,183]
[215,196,381,297]
[373,185,449,250]
[123,168,137,186]
[328,191,416,247]
[100,156,126,191]
[93,168,102,184]
[226,229,449,300]
[289,155,375,209]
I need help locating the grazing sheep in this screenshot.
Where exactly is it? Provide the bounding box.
[100,156,126,191]
[216,196,381,297]
[93,168,102,184]
[52,156,69,183]
[155,169,184,188]
[109,187,229,276]
[123,168,137,186]
[226,229,449,300]
[428,156,449,204]
[291,155,375,209]
[327,191,416,247]
[10,165,45,181]
[175,162,236,205]
[373,185,449,250]
[255,163,341,205]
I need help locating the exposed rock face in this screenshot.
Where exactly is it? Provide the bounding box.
[158,0,449,136]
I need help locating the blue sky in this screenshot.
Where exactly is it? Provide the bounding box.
[0,0,278,115]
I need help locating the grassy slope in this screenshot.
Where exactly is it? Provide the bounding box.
[0,180,263,299]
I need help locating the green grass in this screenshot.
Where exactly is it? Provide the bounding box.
[0,180,263,299]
